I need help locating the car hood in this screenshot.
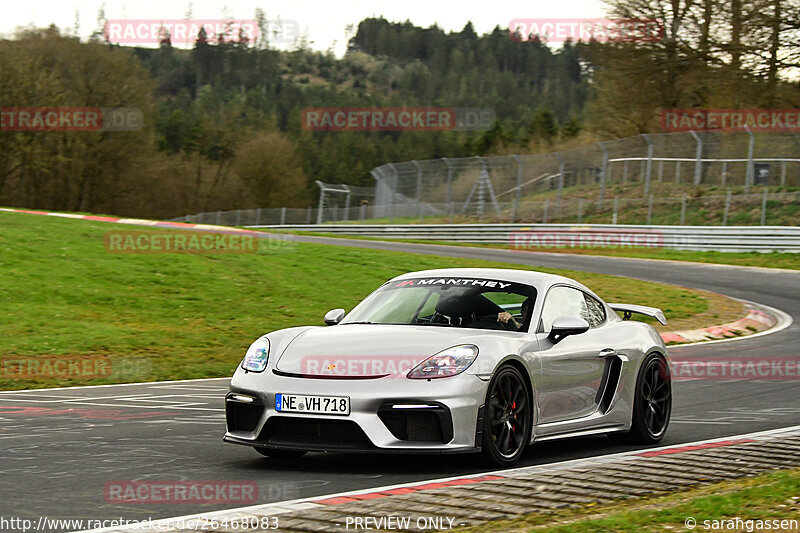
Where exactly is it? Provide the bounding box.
[274,324,499,377]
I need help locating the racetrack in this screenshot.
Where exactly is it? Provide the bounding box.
[2,235,799,529]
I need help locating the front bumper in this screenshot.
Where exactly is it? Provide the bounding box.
[223,368,489,453]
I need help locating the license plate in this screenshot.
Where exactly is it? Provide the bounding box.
[275,393,350,415]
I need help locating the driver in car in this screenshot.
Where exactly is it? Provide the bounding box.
[497,298,532,331]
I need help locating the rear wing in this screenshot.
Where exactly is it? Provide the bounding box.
[608,303,667,326]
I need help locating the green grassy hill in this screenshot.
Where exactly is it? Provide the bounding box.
[0,211,735,389]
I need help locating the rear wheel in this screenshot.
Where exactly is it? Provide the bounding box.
[612,352,671,444]
[481,365,532,466]
[253,448,307,459]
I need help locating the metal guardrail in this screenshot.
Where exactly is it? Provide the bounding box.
[248,224,800,253]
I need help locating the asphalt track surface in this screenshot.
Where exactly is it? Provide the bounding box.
[2,235,799,530]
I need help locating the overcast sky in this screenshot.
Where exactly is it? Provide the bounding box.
[3,0,609,55]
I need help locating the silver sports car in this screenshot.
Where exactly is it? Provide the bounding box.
[224,268,671,466]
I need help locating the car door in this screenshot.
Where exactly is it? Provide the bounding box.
[534,285,614,425]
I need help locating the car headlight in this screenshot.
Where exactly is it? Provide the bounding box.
[241,337,269,372]
[407,344,478,379]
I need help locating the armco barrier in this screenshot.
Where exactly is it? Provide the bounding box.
[247,224,800,253]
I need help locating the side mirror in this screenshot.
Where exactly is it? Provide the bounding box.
[324,308,345,326]
[548,316,589,343]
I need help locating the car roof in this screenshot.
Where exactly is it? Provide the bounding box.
[390,268,575,288]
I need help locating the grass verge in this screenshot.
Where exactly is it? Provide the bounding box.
[0,211,740,390]
[457,466,800,532]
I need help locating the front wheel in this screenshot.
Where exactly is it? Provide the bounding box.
[613,352,671,444]
[481,365,532,466]
[253,448,307,459]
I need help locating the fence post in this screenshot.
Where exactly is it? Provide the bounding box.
[690,130,703,185]
[612,197,619,224]
[577,198,583,224]
[680,193,687,225]
[255,207,262,226]
[442,157,453,205]
[598,142,608,210]
[781,160,787,186]
[315,180,326,224]
[622,160,628,183]
[235,209,241,226]
[216,210,222,225]
[280,207,286,225]
[640,158,646,184]
[342,185,351,222]
[388,163,398,224]
[553,152,564,219]
[723,190,731,225]
[370,167,384,217]
[721,161,727,186]
[475,156,487,221]
[675,161,681,183]
[658,160,664,182]
[411,160,423,223]
[306,206,312,224]
[442,157,455,220]
[745,125,754,194]
[761,188,768,225]
[511,155,522,223]
[642,134,653,198]
[647,194,654,225]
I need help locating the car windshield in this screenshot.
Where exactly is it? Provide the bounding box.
[341,277,537,332]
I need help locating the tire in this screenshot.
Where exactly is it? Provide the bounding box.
[612,352,671,444]
[481,364,532,467]
[253,448,307,459]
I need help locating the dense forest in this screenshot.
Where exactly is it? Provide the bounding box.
[1,1,798,218]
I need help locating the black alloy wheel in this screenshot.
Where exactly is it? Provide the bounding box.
[482,364,531,466]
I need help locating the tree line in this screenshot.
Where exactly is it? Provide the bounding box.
[0,2,797,218]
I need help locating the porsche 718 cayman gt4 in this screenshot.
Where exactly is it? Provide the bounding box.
[224,268,671,466]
